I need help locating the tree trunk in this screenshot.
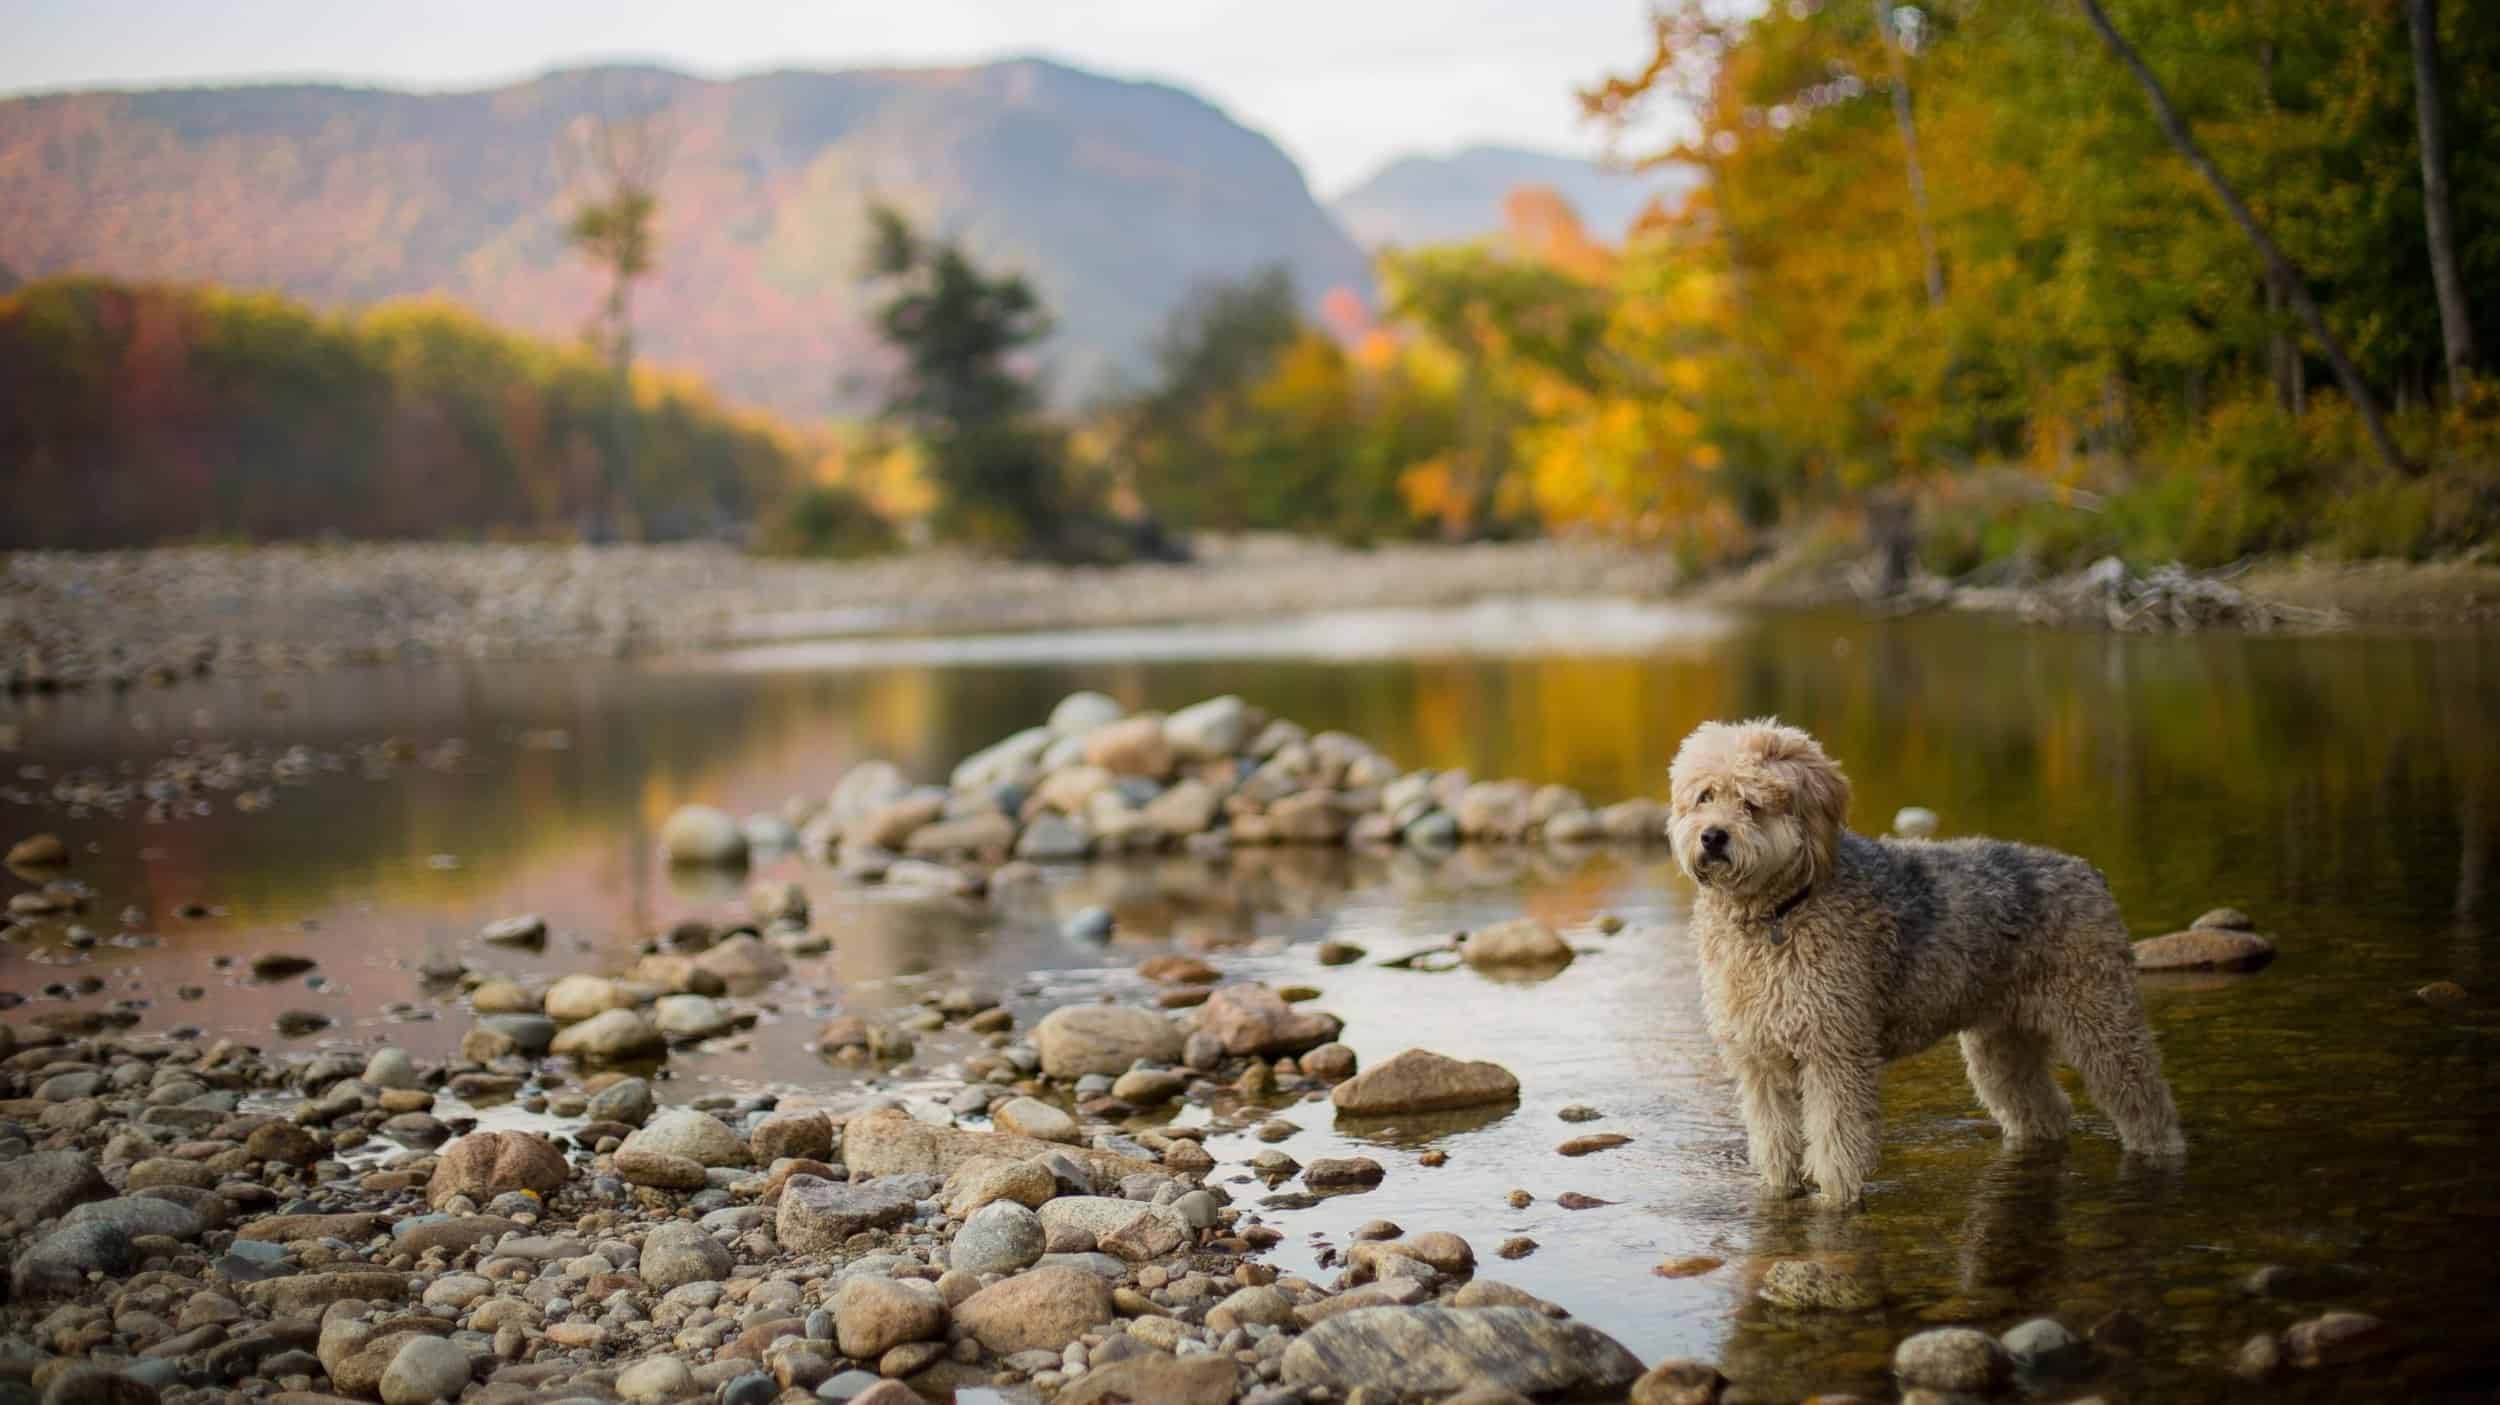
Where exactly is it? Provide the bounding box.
[2072,0,2409,473]
[2410,0,2478,399]
[1875,0,1946,308]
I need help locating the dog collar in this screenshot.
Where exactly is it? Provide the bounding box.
[1759,880,1813,945]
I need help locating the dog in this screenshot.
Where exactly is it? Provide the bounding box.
[1667,718,2183,1207]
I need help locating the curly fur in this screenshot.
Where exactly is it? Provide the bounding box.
[1669,718,2184,1207]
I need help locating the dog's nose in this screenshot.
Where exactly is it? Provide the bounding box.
[1700,826,1728,854]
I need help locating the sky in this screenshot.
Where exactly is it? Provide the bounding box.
[1,0,1684,196]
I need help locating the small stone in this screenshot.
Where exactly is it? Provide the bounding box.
[618,1355,695,1401]
[991,1097,1079,1143]
[1330,1048,1518,1115]
[1892,1327,2013,1392]
[2132,927,2276,972]
[1760,1258,1883,1311]
[7,833,69,867]
[378,1336,471,1404]
[1032,1005,1182,1079]
[548,1007,664,1060]
[642,1221,733,1289]
[951,1200,1047,1277]
[1892,807,1940,838]
[2001,1317,2090,1376]
[662,804,749,866]
[1558,1133,1632,1156]
[1628,1359,1726,1405]
[479,913,547,947]
[2281,1311,2392,1367]
[952,1264,1116,1353]
[1304,1157,1386,1190]
[833,1275,947,1360]
[2417,980,2470,1008]
[587,1076,656,1127]
[427,1131,569,1208]
[1459,918,1573,972]
[775,1175,916,1255]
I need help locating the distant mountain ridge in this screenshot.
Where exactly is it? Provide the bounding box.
[1331,143,1698,249]
[0,60,1374,414]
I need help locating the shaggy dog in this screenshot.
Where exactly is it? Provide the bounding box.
[1668,719,2183,1207]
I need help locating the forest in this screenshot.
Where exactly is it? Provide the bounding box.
[4,0,2493,569]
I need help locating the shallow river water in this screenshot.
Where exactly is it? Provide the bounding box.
[5,603,2498,1402]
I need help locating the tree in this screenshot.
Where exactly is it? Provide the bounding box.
[859,205,1070,550]
[2409,0,2479,399]
[1873,0,1946,308]
[2072,0,2407,473]
[1122,266,1305,528]
[563,110,670,536]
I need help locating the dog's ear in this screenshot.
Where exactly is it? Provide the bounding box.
[1750,722,1850,877]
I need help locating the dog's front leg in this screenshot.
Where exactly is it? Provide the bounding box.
[1733,1054,1806,1196]
[1801,1053,1881,1209]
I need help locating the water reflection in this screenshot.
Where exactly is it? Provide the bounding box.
[4,607,2499,1397]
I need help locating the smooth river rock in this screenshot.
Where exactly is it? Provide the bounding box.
[1031,1004,1184,1079]
[1330,1048,1520,1115]
[1281,1305,1643,1396]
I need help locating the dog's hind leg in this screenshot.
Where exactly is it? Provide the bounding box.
[1959,1025,2072,1147]
[2049,974,2186,1157]
[1733,1055,1806,1197]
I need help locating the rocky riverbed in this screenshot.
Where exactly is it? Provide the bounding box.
[0,539,1677,695]
[0,689,2419,1405]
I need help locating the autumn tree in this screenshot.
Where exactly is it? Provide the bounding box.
[859,205,1074,552]
[2409,0,2479,398]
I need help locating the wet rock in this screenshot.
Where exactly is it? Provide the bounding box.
[952,1199,1047,1276]
[1033,1004,1183,1079]
[952,1265,1116,1352]
[273,1009,332,1036]
[478,913,547,948]
[1014,812,1092,861]
[2417,980,2470,1008]
[1281,1305,1643,1397]
[1760,1258,1884,1311]
[1199,982,1343,1056]
[2001,1317,2090,1375]
[1305,1157,1386,1190]
[2281,1311,2393,1367]
[662,805,748,866]
[620,1105,745,1170]
[1460,918,1573,973]
[1062,905,1116,943]
[548,1007,663,1060]
[1331,1048,1520,1115]
[1892,807,1940,838]
[693,933,789,987]
[1112,1066,1186,1105]
[0,1149,109,1222]
[250,952,317,979]
[378,1336,471,1404]
[1893,1328,2013,1392]
[7,833,68,867]
[1558,1133,1632,1156]
[1057,1352,1238,1405]
[427,1131,570,1207]
[2133,925,2276,972]
[2234,1332,2285,1380]
[1139,953,1222,983]
[775,1175,917,1255]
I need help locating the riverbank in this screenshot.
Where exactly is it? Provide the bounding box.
[5,536,2495,693]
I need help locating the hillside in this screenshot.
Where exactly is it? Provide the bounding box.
[1331,143,1698,249]
[0,60,1373,415]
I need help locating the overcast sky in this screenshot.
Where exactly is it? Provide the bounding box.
[2,0,1683,195]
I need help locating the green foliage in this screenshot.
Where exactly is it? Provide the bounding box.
[860,205,1079,553]
[759,481,898,559]
[0,276,841,547]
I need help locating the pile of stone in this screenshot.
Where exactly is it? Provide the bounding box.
[665,691,1667,875]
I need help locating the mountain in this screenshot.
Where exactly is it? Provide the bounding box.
[1330,143,1699,249]
[0,60,1373,414]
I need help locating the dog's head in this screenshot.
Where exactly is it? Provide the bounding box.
[1666,718,1850,897]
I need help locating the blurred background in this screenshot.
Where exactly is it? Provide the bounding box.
[5,0,2491,569]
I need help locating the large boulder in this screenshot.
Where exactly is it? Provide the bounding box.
[1032,1004,1183,1079]
[1281,1306,1643,1396]
[1198,983,1342,1056]
[428,1132,570,1208]
[951,1265,1116,1353]
[1331,1049,1520,1116]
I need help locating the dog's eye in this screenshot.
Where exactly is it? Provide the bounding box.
[1697,787,1714,805]
[1743,800,1761,819]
